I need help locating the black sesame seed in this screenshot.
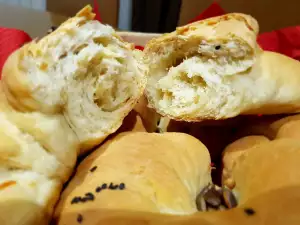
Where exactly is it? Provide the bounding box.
[81,198,87,203]
[71,197,81,204]
[244,208,255,216]
[90,166,97,172]
[215,45,221,50]
[77,214,83,223]
[109,182,119,190]
[119,183,125,190]
[85,192,95,201]
[96,186,102,193]
[101,183,107,189]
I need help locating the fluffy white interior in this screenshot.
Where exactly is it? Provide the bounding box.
[64,45,144,143]
[147,41,254,119]
[6,112,78,169]
[0,169,59,207]
[21,17,145,144]
[0,113,68,180]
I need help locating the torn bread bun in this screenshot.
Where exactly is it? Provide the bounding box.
[144,13,300,120]
[144,13,260,121]
[54,132,212,223]
[1,6,147,152]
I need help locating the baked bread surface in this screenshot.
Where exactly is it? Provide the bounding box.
[54,132,212,223]
[223,114,300,205]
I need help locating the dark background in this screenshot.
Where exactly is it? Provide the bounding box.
[131,0,182,33]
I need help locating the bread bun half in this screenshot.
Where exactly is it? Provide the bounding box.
[2,5,147,152]
[144,13,260,121]
[144,12,300,120]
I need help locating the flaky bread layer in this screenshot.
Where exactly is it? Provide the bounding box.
[144,13,262,121]
[2,6,147,153]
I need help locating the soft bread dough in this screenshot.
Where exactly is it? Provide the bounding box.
[0,83,77,225]
[0,5,147,225]
[144,13,260,121]
[54,132,212,222]
[2,6,147,152]
[144,13,300,121]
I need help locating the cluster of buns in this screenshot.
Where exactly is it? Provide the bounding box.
[0,5,147,225]
[1,5,300,225]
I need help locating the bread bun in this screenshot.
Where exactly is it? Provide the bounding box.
[223,114,300,205]
[2,5,147,152]
[222,135,270,188]
[144,12,300,120]
[228,139,300,204]
[54,132,212,223]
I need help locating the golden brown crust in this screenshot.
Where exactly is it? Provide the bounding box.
[231,139,300,204]
[76,5,96,19]
[2,46,46,113]
[222,114,300,207]
[54,186,300,225]
[54,132,212,221]
[270,114,300,134]
[144,13,259,61]
[222,135,270,179]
